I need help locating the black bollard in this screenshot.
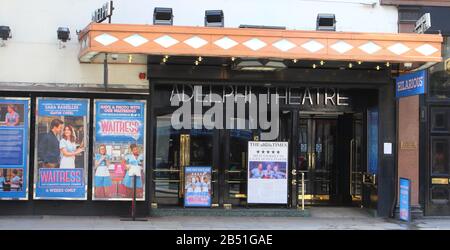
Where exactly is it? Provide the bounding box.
[121,173,147,221]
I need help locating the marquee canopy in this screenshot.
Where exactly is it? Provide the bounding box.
[78,23,443,65]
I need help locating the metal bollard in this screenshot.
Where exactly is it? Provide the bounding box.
[301,172,305,211]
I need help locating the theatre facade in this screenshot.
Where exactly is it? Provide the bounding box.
[0,3,447,218]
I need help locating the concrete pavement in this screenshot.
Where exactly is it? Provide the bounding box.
[1,207,449,230]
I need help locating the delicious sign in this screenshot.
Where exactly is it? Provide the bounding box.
[396,70,427,98]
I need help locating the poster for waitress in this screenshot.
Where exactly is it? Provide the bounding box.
[93,100,146,201]
[0,98,30,200]
[34,98,89,200]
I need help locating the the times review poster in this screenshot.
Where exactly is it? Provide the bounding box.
[35,98,89,199]
[93,100,146,200]
[247,141,288,204]
[184,166,212,207]
[0,98,30,199]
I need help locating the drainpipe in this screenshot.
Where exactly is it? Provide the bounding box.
[103,1,113,91]
[391,63,401,218]
[104,53,108,90]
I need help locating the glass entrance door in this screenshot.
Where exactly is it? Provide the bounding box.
[222,129,254,206]
[350,113,364,205]
[153,114,215,206]
[222,113,290,207]
[298,115,337,205]
[297,113,365,206]
[427,106,450,215]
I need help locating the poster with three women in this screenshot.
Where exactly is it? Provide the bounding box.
[35,98,88,199]
[184,166,212,207]
[93,100,146,201]
[0,98,30,200]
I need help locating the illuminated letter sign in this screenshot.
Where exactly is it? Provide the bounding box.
[92,1,114,23]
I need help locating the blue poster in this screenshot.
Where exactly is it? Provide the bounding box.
[367,108,378,175]
[93,100,146,200]
[396,70,427,98]
[0,98,30,199]
[399,178,411,222]
[184,166,212,207]
[35,98,89,199]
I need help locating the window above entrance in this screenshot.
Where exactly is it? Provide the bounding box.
[429,36,450,98]
[78,23,443,68]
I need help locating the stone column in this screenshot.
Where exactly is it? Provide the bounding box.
[397,95,422,217]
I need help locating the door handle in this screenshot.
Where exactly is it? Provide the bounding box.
[179,134,190,198]
[308,153,312,169]
[185,134,190,166]
[291,169,297,176]
[180,135,185,167]
[349,139,355,196]
[179,135,185,198]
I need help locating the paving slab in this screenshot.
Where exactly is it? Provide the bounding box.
[1,208,450,230]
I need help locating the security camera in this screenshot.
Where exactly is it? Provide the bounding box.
[111,54,118,60]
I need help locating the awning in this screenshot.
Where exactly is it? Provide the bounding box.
[78,23,443,64]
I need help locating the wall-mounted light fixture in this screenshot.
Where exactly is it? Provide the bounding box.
[0,26,12,47]
[57,27,70,48]
[316,14,336,31]
[205,10,224,27]
[232,58,286,71]
[154,7,173,25]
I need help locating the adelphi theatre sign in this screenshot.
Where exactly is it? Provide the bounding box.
[169,85,350,106]
[169,84,350,140]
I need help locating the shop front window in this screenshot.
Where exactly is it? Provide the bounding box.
[431,137,450,176]
[154,114,214,203]
[227,128,253,199]
[154,115,181,198]
[429,36,450,98]
[431,186,449,204]
[431,107,450,133]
